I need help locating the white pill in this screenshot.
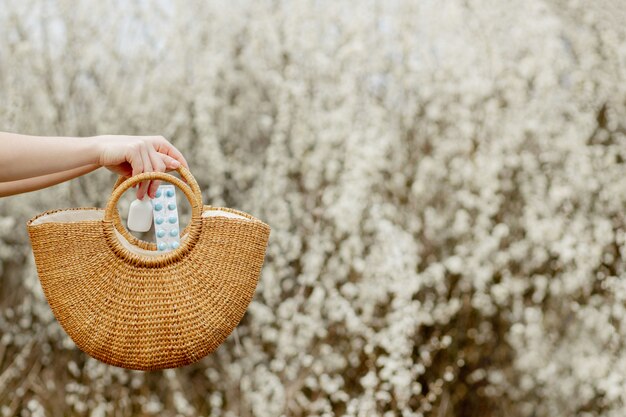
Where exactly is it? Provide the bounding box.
[127,197,153,232]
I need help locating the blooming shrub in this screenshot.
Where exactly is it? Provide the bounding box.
[0,0,625,416]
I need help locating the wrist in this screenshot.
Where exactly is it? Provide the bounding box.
[85,135,106,166]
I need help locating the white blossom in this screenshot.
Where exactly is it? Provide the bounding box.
[0,0,625,415]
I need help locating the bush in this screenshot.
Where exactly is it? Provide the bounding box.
[0,1,625,415]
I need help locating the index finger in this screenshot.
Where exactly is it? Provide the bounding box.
[154,142,189,169]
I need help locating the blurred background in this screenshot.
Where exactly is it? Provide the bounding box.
[1,0,626,416]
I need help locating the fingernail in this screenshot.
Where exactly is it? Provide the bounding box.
[172,160,181,168]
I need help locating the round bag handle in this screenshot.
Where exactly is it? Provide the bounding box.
[111,168,202,201]
[103,166,203,266]
[109,168,202,251]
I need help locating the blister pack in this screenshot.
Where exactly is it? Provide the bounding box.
[151,184,181,251]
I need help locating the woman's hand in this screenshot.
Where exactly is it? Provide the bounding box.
[96,135,189,199]
[0,131,189,198]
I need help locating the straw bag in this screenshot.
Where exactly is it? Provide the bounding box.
[27,167,271,370]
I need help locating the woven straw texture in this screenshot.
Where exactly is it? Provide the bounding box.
[26,167,271,371]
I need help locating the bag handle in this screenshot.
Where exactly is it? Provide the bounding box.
[111,168,202,201]
[109,168,202,251]
[103,166,204,267]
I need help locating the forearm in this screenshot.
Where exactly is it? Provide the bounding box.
[0,164,100,197]
[0,131,100,182]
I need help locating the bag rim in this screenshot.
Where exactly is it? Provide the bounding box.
[27,205,270,268]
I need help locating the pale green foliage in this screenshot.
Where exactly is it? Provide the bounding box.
[0,0,625,416]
